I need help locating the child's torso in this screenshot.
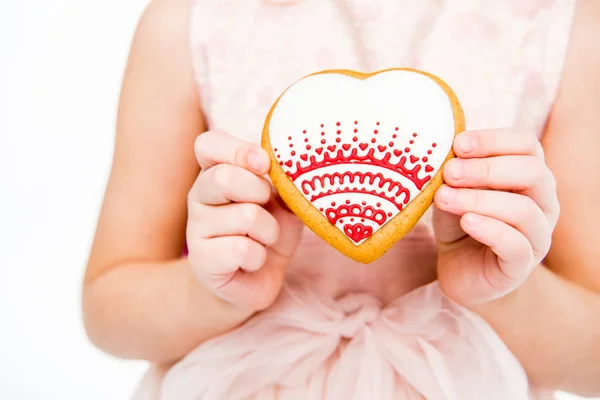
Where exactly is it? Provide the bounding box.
[190,0,575,302]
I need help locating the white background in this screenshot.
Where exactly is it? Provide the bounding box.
[0,1,595,399]
[0,1,148,399]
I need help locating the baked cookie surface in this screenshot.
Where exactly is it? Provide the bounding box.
[263,69,465,263]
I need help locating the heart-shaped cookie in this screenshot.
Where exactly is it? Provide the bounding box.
[262,68,465,263]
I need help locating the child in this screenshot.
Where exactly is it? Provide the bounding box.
[83,0,600,398]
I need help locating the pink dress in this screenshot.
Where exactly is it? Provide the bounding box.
[134,0,576,399]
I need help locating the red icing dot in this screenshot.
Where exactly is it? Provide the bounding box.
[413,133,417,137]
[321,132,325,136]
[337,130,341,134]
[274,148,278,152]
[303,130,307,134]
[409,140,414,144]
[423,156,428,162]
[331,202,336,206]
[361,218,365,222]
[289,144,294,148]
[319,208,324,212]
[306,145,311,150]
[376,122,380,126]
[288,136,292,140]
[304,138,309,142]
[361,201,366,205]
[392,134,397,139]
[354,120,358,125]
[405,147,410,152]
[371,138,376,143]
[339,219,344,224]
[354,129,358,133]
[395,127,399,131]
[389,142,394,147]
[351,218,355,222]
[277,154,280,158]
[374,130,379,134]
[376,202,381,207]
[353,137,358,142]
[335,138,341,143]
[279,161,283,165]
[345,200,351,204]
[320,124,324,128]
[388,212,392,217]
[321,139,326,144]
[291,151,296,156]
[336,122,341,126]
[432,143,437,147]
[427,150,433,155]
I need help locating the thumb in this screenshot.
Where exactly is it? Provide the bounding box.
[432,188,466,247]
[267,194,304,259]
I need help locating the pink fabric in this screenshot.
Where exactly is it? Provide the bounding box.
[133,0,577,398]
[137,281,534,400]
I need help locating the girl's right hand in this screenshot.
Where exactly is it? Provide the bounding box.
[186,131,304,312]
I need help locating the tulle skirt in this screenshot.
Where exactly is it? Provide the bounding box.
[132,280,550,400]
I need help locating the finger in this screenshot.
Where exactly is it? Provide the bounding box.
[432,205,467,245]
[212,199,301,311]
[443,156,560,222]
[453,128,544,159]
[435,186,551,259]
[214,260,286,311]
[194,131,270,175]
[460,213,536,289]
[188,202,280,246]
[190,164,272,205]
[190,236,268,279]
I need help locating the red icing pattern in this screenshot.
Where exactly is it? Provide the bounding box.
[284,147,431,190]
[325,203,387,225]
[271,121,443,244]
[301,171,410,200]
[311,188,406,210]
[344,223,373,243]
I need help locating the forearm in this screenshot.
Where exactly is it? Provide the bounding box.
[472,265,600,396]
[82,258,253,364]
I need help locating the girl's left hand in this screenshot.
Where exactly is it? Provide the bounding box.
[433,128,561,307]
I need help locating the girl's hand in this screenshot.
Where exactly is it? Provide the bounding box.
[433,128,560,307]
[187,131,304,312]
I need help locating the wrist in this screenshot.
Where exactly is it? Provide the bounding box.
[183,259,254,334]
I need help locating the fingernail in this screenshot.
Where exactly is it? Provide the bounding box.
[457,134,476,154]
[247,149,268,172]
[439,186,457,205]
[446,160,464,180]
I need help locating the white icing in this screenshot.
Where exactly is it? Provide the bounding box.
[268,70,455,245]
